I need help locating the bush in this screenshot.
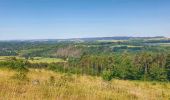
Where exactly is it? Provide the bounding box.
[102,70,113,81]
[0,59,28,72]
[149,66,167,81]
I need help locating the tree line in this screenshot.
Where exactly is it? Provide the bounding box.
[0,52,170,81]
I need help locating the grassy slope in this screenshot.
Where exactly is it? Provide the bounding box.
[0,69,170,100]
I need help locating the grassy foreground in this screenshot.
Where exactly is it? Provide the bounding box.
[0,69,170,100]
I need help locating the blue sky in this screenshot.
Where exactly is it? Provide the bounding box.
[0,0,170,40]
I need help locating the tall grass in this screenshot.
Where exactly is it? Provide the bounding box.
[0,69,170,100]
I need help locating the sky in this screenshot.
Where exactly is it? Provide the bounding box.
[0,0,170,40]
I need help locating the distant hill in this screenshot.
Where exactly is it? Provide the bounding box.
[62,36,166,42]
[0,36,166,42]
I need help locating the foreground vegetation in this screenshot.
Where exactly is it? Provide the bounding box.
[0,68,170,100]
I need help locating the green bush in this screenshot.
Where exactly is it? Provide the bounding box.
[102,70,113,81]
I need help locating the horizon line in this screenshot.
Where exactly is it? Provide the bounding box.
[0,36,168,41]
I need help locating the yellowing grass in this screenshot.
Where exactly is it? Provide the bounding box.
[28,57,65,63]
[0,69,170,100]
[0,56,66,63]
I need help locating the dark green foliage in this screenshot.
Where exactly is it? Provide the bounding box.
[46,52,169,81]
[27,62,48,69]
[0,58,28,72]
[149,66,167,81]
[47,63,65,72]
[165,54,170,80]
[0,50,18,56]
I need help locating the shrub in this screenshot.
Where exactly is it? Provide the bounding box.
[102,70,113,81]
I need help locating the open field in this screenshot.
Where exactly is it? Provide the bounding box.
[0,69,170,100]
[0,56,65,63]
[28,57,65,63]
[0,56,24,60]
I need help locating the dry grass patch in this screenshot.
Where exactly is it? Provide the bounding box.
[0,69,170,100]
